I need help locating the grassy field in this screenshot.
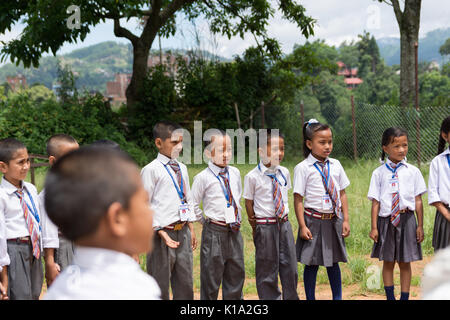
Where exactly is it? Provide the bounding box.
[32,158,437,299]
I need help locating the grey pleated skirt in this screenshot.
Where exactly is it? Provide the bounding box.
[371,211,422,262]
[432,206,450,251]
[296,214,347,267]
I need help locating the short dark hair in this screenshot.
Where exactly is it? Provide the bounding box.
[380,127,408,162]
[302,121,331,158]
[0,138,27,163]
[204,128,228,149]
[90,139,120,150]
[438,116,450,155]
[46,134,78,157]
[257,129,285,149]
[44,147,139,241]
[152,121,182,141]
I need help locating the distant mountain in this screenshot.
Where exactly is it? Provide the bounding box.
[377,27,450,66]
[0,41,229,92]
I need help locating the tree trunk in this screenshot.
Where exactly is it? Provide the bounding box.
[392,0,421,108]
[126,41,152,113]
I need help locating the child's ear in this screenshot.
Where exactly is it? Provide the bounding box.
[105,202,128,237]
[382,145,389,155]
[154,138,162,149]
[305,139,313,151]
[48,156,57,166]
[0,161,8,174]
[442,131,449,143]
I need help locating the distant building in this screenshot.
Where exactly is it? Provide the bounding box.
[337,61,363,89]
[147,52,189,76]
[106,73,131,107]
[6,74,27,91]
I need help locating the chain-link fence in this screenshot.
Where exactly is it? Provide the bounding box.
[332,102,450,165]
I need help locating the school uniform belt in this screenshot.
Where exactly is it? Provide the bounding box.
[208,218,228,227]
[7,236,31,244]
[255,216,289,225]
[164,221,186,231]
[304,208,335,220]
[398,209,413,214]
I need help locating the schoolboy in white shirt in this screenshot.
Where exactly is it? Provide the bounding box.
[43,147,161,300]
[191,129,245,300]
[141,121,197,300]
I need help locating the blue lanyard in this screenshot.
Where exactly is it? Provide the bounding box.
[258,163,287,186]
[385,162,403,178]
[447,154,450,169]
[15,189,41,231]
[161,162,185,204]
[209,167,232,207]
[313,161,331,186]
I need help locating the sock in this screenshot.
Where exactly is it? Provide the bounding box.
[303,265,319,300]
[384,285,396,300]
[326,263,342,300]
[400,292,409,300]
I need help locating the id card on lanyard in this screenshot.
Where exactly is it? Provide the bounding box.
[209,168,236,224]
[313,161,333,210]
[385,163,402,194]
[162,162,190,221]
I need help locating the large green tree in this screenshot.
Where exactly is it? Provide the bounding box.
[0,0,315,112]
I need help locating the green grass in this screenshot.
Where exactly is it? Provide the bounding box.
[29,158,436,297]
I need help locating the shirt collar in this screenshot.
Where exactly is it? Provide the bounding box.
[73,246,140,271]
[385,157,408,168]
[1,176,26,195]
[157,153,175,165]
[208,161,227,176]
[441,147,450,156]
[306,153,330,166]
[258,161,280,176]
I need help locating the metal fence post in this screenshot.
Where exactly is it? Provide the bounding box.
[415,42,421,168]
[300,100,304,155]
[351,95,358,161]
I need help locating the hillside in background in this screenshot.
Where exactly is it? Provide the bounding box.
[0,41,228,92]
[377,27,450,66]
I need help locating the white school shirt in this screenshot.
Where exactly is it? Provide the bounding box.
[367,158,427,217]
[293,154,350,213]
[243,162,291,218]
[428,148,450,206]
[191,161,242,222]
[141,153,195,229]
[38,188,59,249]
[0,195,10,271]
[44,246,161,300]
[0,177,42,251]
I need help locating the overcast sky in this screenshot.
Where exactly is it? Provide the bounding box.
[0,0,449,62]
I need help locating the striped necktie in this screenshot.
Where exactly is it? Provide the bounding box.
[266,172,286,220]
[389,162,403,227]
[168,160,186,202]
[316,161,341,219]
[219,168,241,231]
[14,189,40,259]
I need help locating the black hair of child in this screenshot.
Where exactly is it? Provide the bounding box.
[90,139,120,150]
[0,138,26,164]
[44,146,139,241]
[46,134,78,157]
[152,121,182,141]
[437,116,450,155]
[302,121,330,159]
[380,127,408,162]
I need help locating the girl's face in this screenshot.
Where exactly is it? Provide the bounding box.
[306,128,333,161]
[383,135,408,163]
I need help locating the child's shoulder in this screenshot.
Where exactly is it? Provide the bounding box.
[141,158,161,172]
[293,158,309,170]
[277,164,290,176]
[23,181,38,194]
[244,165,259,178]
[227,165,241,176]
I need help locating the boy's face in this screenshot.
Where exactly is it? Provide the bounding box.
[156,132,183,159]
[209,135,232,168]
[0,148,30,184]
[259,136,285,167]
[383,135,408,163]
[124,173,154,254]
